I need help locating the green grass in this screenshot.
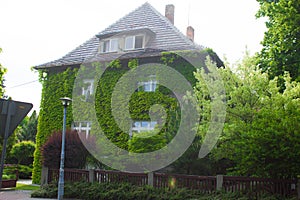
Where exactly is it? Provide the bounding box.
[14,183,40,191]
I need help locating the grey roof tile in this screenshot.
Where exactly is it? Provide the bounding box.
[36,2,202,69]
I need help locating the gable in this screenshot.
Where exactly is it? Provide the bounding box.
[36,2,202,69]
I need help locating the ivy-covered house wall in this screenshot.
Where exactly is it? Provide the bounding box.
[32,50,219,184]
[32,67,78,183]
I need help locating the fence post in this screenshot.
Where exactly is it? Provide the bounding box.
[40,166,49,186]
[216,175,223,191]
[148,172,154,187]
[89,169,95,183]
[297,178,300,200]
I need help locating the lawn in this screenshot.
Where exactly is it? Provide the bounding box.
[15,183,40,191]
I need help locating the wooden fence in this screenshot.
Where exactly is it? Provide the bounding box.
[45,167,297,198]
[153,173,216,193]
[222,176,297,197]
[94,170,148,186]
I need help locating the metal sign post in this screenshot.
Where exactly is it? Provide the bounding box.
[0,100,15,189]
[0,99,32,189]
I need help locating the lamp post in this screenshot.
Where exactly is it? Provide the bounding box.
[58,97,72,200]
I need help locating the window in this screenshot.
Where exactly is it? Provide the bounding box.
[125,35,144,50]
[101,39,119,52]
[138,76,157,92]
[143,80,157,92]
[82,79,94,96]
[125,36,134,50]
[135,35,143,49]
[110,39,118,52]
[131,121,157,133]
[103,40,110,52]
[72,121,92,139]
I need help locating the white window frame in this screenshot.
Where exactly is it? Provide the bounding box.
[101,38,119,53]
[125,35,144,50]
[138,75,157,92]
[72,121,92,139]
[125,36,134,50]
[110,38,119,52]
[131,121,157,133]
[82,79,94,96]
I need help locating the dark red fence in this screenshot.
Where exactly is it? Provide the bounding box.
[94,169,148,186]
[48,168,89,183]
[47,168,297,198]
[154,173,216,193]
[223,176,297,197]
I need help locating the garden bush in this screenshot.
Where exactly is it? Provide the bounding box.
[17,164,33,179]
[2,165,17,180]
[41,130,90,169]
[31,181,297,200]
[9,141,35,165]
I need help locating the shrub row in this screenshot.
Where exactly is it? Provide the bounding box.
[31,181,297,200]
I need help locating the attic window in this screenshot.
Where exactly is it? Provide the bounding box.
[125,35,144,50]
[101,38,119,53]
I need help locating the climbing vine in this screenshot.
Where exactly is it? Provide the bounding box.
[32,49,214,183]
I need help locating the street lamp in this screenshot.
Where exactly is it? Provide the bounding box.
[58,97,72,200]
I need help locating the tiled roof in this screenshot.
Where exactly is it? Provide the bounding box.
[36,2,202,69]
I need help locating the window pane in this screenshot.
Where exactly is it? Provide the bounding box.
[144,83,151,91]
[110,39,118,52]
[103,40,110,52]
[141,121,148,127]
[152,81,157,91]
[133,122,140,128]
[135,35,143,49]
[125,36,134,50]
[150,121,157,128]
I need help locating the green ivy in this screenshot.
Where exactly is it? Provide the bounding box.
[32,68,77,184]
[32,50,209,183]
[127,58,139,69]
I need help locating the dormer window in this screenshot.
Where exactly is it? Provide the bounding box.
[101,38,119,53]
[97,28,155,53]
[125,35,144,50]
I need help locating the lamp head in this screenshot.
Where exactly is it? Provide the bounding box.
[60,97,72,107]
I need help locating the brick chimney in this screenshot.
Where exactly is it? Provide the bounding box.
[186,26,194,42]
[165,4,175,25]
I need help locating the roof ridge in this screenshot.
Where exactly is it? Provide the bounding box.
[52,2,153,64]
[98,2,151,36]
[35,2,204,69]
[98,2,198,49]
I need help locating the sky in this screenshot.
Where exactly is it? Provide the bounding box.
[0,0,266,113]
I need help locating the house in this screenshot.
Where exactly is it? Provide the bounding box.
[32,2,222,183]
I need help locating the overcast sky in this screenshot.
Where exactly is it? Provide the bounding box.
[0,0,266,113]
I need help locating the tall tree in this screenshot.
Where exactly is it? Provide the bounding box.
[256,0,300,82]
[15,111,38,142]
[195,54,300,178]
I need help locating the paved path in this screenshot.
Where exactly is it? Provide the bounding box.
[0,189,56,200]
[0,180,55,200]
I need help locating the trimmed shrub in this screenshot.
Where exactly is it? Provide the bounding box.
[9,141,35,165]
[31,181,297,200]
